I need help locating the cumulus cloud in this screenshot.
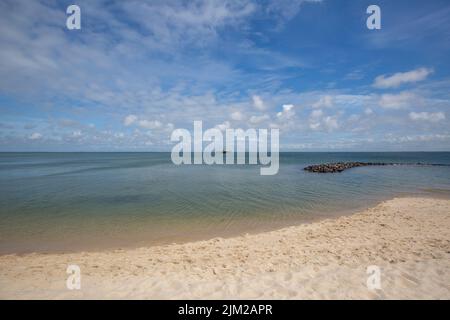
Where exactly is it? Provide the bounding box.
[138,120,163,130]
[71,130,82,138]
[276,104,295,120]
[312,95,333,108]
[231,111,245,121]
[29,132,42,140]
[309,109,322,130]
[252,95,265,111]
[310,109,324,119]
[309,122,321,130]
[373,68,433,88]
[409,112,445,122]
[1,1,448,152]
[249,114,270,124]
[323,116,339,131]
[124,115,138,126]
[123,114,174,135]
[379,92,417,109]
[308,108,339,132]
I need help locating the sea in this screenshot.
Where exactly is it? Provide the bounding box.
[0,152,449,254]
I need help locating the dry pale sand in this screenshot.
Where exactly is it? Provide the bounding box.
[0,197,449,300]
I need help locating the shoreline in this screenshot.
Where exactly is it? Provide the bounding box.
[1,191,448,256]
[1,196,449,299]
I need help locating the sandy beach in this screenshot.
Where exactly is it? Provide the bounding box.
[0,197,449,299]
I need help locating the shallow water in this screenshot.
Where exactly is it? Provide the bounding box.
[0,152,449,254]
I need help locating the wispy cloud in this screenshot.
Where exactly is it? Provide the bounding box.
[373,68,433,89]
[1,0,450,151]
[409,111,445,122]
[379,92,418,109]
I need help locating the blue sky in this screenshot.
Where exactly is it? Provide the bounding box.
[1,0,450,151]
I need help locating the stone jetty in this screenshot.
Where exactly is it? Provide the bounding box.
[303,162,448,173]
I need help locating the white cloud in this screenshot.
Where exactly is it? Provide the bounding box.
[409,112,445,122]
[308,109,339,132]
[379,92,417,109]
[122,0,257,47]
[29,132,42,140]
[308,109,323,131]
[309,122,321,130]
[123,115,173,137]
[71,130,82,138]
[252,95,265,110]
[0,1,447,152]
[385,133,450,143]
[249,114,270,124]
[323,116,339,131]
[364,108,373,115]
[312,95,333,108]
[373,67,433,88]
[267,0,323,21]
[138,119,163,130]
[124,115,138,126]
[276,104,295,120]
[231,111,245,121]
[215,121,231,131]
[310,109,324,119]
[309,109,339,131]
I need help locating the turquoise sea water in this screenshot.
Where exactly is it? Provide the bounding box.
[1,152,450,254]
